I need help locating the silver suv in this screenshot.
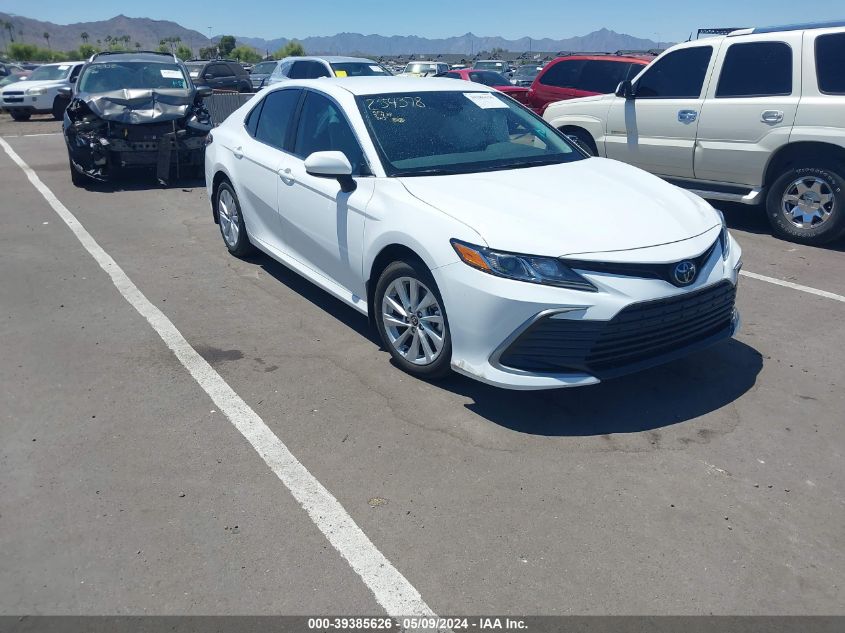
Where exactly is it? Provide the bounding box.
[266,56,389,85]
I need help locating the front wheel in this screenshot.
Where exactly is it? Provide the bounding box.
[52,97,68,120]
[766,163,845,245]
[10,110,31,121]
[215,181,254,257]
[374,260,452,380]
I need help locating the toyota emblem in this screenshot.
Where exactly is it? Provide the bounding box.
[673,261,697,286]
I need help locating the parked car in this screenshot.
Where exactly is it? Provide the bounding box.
[267,56,390,85]
[248,59,281,91]
[544,21,845,245]
[1,61,84,121]
[205,77,741,389]
[436,68,531,105]
[400,61,449,77]
[0,61,24,77]
[473,59,511,77]
[62,51,213,185]
[511,64,542,87]
[184,59,252,93]
[0,70,31,89]
[527,54,651,115]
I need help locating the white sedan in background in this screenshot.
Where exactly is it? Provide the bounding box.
[205,78,742,390]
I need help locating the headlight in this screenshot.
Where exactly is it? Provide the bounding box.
[451,239,596,291]
[27,87,45,96]
[717,210,731,260]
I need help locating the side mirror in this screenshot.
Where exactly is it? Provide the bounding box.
[69,76,77,83]
[304,151,357,193]
[196,86,213,98]
[57,86,72,99]
[204,73,215,80]
[615,80,634,99]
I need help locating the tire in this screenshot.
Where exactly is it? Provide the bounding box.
[374,260,452,380]
[766,163,845,245]
[10,110,30,121]
[215,180,254,257]
[563,128,597,156]
[52,97,68,120]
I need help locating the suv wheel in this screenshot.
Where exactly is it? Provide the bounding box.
[766,163,845,245]
[10,110,30,121]
[374,260,452,380]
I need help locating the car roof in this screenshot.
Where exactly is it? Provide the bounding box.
[265,76,496,96]
[41,61,85,67]
[550,54,650,64]
[285,56,377,63]
[91,52,176,64]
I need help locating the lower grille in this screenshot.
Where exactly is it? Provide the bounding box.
[498,280,737,380]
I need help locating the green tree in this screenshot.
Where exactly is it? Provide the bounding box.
[8,42,41,60]
[273,41,305,59]
[198,46,216,60]
[218,35,236,57]
[42,31,50,50]
[4,20,15,44]
[80,31,89,44]
[78,43,97,58]
[176,44,192,60]
[231,45,262,63]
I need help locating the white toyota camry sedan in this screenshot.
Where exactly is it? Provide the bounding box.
[205,77,742,390]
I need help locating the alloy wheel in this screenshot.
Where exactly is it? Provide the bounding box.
[781,176,835,229]
[218,188,240,247]
[381,276,445,366]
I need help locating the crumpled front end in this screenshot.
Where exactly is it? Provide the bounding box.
[64,90,212,184]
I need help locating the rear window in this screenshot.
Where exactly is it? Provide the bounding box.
[330,62,389,77]
[539,59,587,88]
[816,33,845,95]
[716,42,792,97]
[252,61,277,75]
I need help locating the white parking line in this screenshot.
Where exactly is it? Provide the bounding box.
[740,270,845,303]
[5,132,63,137]
[0,136,439,617]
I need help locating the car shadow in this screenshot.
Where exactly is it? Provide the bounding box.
[244,252,762,437]
[714,201,845,251]
[434,339,762,436]
[79,171,206,193]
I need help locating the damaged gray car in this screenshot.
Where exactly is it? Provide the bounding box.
[61,51,213,186]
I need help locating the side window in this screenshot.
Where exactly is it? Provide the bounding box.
[716,42,792,97]
[635,46,712,99]
[816,33,845,95]
[579,60,632,94]
[293,92,365,174]
[539,59,587,89]
[228,62,246,77]
[309,62,331,79]
[244,100,264,137]
[70,65,83,81]
[254,89,301,150]
[443,72,461,79]
[215,63,235,78]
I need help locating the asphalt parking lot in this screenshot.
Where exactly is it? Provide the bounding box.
[1,112,843,616]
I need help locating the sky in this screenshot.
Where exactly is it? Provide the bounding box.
[1,0,841,42]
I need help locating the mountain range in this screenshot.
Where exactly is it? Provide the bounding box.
[0,12,671,57]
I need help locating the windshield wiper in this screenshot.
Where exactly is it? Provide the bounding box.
[391,167,468,177]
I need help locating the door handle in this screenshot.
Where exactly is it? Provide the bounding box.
[677,109,698,123]
[761,110,784,124]
[232,145,243,159]
[278,167,295,184]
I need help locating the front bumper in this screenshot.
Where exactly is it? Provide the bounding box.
[433,237,742,390]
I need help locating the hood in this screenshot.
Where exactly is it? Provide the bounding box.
[1,78,65,92]
[78,89,196,124]
[398,158,720,258]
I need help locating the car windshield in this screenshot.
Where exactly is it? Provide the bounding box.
[358,91,583,176]
[331,62,390,77]
[28,64,71,81]
[515,66,540,78]
[78,62,189,92]
[405,63,436,74]
[251,61,277,75]
[474,61,505,71]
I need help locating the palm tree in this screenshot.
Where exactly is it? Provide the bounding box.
[43,32,51,50]
[81,31,89,44]
[135,41,141,50]
[4,21,15,43]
